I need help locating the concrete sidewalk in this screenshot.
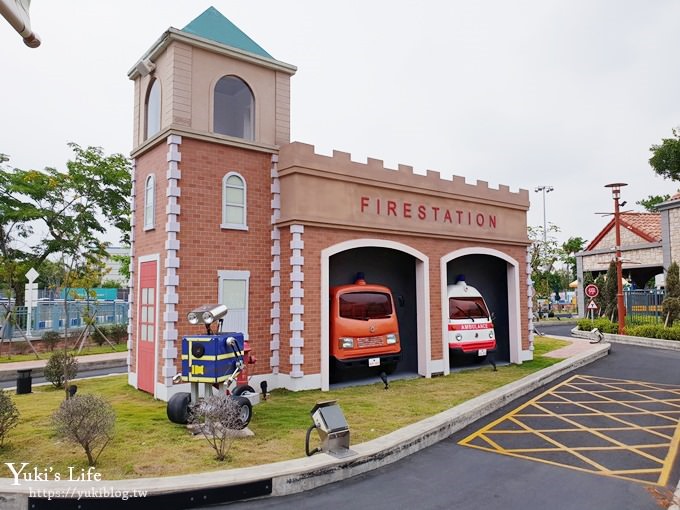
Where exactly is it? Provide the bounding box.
[0,350,127,383]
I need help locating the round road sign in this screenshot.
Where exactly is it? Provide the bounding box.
[585,284,599,298]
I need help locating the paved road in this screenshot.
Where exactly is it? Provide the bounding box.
[0,365,127,389]
[534,320,578,338]
[211,344,680,510]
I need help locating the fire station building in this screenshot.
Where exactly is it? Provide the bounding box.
[127,7,533,400]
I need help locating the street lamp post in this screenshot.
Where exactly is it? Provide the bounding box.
[534,186,554,242]
[534,186,554,306]
[605,182,627,335]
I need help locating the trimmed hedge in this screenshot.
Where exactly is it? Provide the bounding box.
[578,318,680,341]
[577,318,619,334]
[626,324,680,341]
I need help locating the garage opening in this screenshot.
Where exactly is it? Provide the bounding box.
[446,254,511,366]
[329,247,418,384]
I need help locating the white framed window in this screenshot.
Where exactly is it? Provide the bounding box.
[145,78,161,139]
[221,172,247,230]
[213,75,254,140]
[218,270,250,339]
[143,174,155,230]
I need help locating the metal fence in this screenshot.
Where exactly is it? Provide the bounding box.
[1,299,128,340]
[624,289,665,325]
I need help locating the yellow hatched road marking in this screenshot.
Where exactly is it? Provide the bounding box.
[459,374,680,486]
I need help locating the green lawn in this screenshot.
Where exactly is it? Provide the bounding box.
[1,337,570,479]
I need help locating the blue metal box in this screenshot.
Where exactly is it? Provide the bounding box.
[180,333,244,383]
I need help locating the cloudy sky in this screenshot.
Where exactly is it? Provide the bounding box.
[2,0,679,246]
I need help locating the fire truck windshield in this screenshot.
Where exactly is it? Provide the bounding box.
[339,292,393,320]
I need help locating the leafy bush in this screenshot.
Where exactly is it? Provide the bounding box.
[577,317,618,334]
[52,394,115,466]
[0,391,20,447]
[41,331,61,352]
[109,323,128,344]
[626,324,680,341]
[90,325,109,347]
[44,351,78,389]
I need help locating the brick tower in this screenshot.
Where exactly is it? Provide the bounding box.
[127,7,296,399]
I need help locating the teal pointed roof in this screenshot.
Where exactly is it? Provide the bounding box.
[181,7,273,59]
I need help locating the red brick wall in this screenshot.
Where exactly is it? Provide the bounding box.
[131,141,169,376]
[173,138,273,378]
[132,136,530,387]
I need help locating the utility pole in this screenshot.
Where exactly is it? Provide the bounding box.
[605,182,627,335]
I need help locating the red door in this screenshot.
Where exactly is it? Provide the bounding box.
[137,261,157,394]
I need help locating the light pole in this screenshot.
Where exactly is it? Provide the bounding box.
[534,186,554,242]
[605,182,627,335]
[534,186,554,308]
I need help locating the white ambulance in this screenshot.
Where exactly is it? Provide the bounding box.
[447,276,496,359]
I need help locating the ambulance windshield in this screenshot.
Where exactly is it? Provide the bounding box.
[339,292,393,320]
[449,297,490,320]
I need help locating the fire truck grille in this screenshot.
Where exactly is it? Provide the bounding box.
[357,336,385,348]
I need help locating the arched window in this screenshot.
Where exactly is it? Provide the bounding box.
[214,76,254,140]
[143,174,155,230]
[145,79,161,139]
[222,172,247,230]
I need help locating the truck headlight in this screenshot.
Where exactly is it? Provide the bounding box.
[340,337,354,349]
[489,330,494,338]
[455,333,463,341]
[386,333,398,344]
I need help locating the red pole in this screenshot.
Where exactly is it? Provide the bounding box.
[606,183,627,335]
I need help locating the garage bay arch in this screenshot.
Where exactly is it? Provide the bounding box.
[321,239,430,391]
[440,247,523,371]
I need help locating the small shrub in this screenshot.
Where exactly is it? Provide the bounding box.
[41,331,61,352]
[190,395,242,461]
[52,394,115,466]
[109,323,128,344]
[44,351,78,389]
[0,391,20,447]
[577,317,618,334]
[90,325,109,347]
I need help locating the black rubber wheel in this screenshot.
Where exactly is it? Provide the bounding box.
[232,396,252,429]
[167,392,192,424]
[232,384,255,396]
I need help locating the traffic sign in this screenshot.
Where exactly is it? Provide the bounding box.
[587,299,599,310]
[585,284,599,298]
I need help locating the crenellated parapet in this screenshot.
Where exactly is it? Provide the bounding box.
[278,142,529,209]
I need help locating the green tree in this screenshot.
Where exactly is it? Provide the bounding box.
[649,128,680,182]
[662,261,680,326]
[0,145,131,302]
[603,261,618,321]
[636,194,671,212]
[593,274,606,315]
[561,236,587,280]
[528,223,562,300]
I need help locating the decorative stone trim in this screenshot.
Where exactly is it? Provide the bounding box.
[163,135,182,387]
[289,223,304,378]
[127,159,136,369]
[270,154,281,374]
